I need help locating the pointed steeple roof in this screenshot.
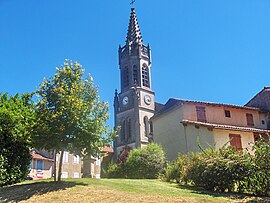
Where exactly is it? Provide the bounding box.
[126,8,143,45]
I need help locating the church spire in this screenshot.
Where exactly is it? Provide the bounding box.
[126,8,143,45]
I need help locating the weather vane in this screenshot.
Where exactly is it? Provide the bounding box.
[130,0,135,8]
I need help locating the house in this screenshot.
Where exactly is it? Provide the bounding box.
[28,146,113,180]
[151,99,270,161]
[82,146,114,178]
[29,150,54,180]
[55,151,82,179]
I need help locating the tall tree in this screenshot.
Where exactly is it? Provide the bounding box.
[0,93,35,186]
[33,60,114,181]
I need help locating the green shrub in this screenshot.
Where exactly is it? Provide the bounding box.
[249,139,270,196]
[125,143,165,179]
[105,162,126,178]
[163,154,184,183]
[0,94,34,186]
[163,141,269,196]
[183,146,253,193]
[105,143,166,179]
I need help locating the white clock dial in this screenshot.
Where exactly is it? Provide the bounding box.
[144,95,151,105]
[122,96,129,105]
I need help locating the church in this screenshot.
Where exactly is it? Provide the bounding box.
[113,7,270,161]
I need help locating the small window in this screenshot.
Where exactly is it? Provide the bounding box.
[196,106,207,122]
[122,120,126,141]
[229,134,242,150]
[63,151,69,163]
[36,160,43,171]
[133,65,138,85]
[142,64,150,88]
[224,110,231,118]
[73,155,80,164]
[150,121,153,135]
[262,120,265,125]
[73,172,80,178]
[127,118,132,139]
[61,172,68,179]
[123,66,129,88]
[246,113,254,127]
[144,116,149,137]
[96,157,101,166]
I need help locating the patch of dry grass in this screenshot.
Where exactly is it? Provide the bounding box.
[0,179,268,203]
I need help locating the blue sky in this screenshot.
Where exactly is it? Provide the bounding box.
[1,0,270,128]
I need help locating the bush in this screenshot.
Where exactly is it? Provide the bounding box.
[163,141,269,196]
[249,139,270,196]
[0,94,34,186]
[183,146,253,193]
[105,143,166,179]
[163,154,184,183]
[105,162,126,178]
[125,143,165,179]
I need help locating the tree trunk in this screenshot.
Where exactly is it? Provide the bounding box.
[53,149,57,182]
[57,150,64,182]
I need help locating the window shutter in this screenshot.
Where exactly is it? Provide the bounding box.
[196,106,207,122]
[229,134,242,150]
[246,113,254,126]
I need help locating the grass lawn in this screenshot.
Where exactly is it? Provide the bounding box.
[0,178,268,203]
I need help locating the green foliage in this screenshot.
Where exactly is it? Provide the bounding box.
[104,162,126,178]
[33,60,115,181]
[183,146,253,193]
[249,139,270,196]
[125,143,166,179]
[100,154,114,178]
[0,94,34,186]
[164,141,269,196]
[105,143,166,179]
[162,154,184,183]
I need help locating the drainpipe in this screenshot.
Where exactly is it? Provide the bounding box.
[183,125,188,153]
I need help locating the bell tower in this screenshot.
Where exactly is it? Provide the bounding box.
[114,8,155,159]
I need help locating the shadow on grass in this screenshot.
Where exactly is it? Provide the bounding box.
[0,181,88,203]
[176,185,270,203]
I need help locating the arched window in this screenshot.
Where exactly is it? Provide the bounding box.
[123,66,129,88]
[133,65,138,85]
[127,118,132,139]
[121,120,126,142]
[150,121,153,135]
[144,116,149,137]
[142,64,150,88]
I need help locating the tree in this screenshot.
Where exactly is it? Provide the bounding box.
[33,60,114,181]
[0,93,35,186]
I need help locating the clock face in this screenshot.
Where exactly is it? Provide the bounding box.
[122,96,129,105]
[144,95,151,105]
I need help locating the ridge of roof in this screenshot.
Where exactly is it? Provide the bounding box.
[171,98,265,111]
[151,97,267,121]
[245,86,270,107]
[31,151,54,162]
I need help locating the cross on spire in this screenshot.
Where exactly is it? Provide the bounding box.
[130,0,135,8]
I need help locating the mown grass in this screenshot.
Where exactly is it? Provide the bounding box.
[0,178,268,203]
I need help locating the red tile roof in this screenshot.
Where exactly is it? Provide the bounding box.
[102,146,114,153]
[152,98,267,121]
[181,120,270,134]
[31,151,54,162]
[177,99,265,111]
